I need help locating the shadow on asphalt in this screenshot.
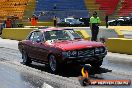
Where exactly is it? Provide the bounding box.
[21,62,112,79]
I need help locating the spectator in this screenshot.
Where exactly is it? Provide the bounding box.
[30,15,38,26]
[53,16,57,27]
[105,15,108,28]
[89,11,101,41]
[5,18,12,28]
[12,17,17,28]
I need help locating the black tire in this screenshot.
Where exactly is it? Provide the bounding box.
[22,50,32,65]
[90,60,103,68]
[48,54,60,73]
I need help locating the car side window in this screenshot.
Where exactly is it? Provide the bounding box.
[29,32,35,41]
[36,32,44,42]
[29,31,43,42]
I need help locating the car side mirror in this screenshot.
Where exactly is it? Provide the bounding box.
[36,39,41,43]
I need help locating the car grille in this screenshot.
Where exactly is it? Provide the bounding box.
[78,48,94,57]
[77,47,106,57]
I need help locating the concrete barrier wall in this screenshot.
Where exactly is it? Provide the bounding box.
[1,28,35,40]
[75,29,90,40]
[71,27,120,39]
[2,26,129,41]
[109,26,132,38]
[0,27,121,41]
[105,38,132,54]
[1,28,91,41]
[112,28,124,38]
[109,26,132,31]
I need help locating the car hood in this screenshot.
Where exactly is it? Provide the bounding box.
[46,40,104,51]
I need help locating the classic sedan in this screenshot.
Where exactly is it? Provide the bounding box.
[18,27,107,73]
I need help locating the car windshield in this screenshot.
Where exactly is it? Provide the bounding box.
[44,29,82,41]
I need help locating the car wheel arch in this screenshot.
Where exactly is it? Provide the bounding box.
[47,53,60,62]
[22,49,29,57]
[47,53,55,60]
[22,49,26,56]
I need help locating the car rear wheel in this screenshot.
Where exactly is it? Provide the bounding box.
[22,50,32,65]
[48,54,60,73]
[90,60,103,68]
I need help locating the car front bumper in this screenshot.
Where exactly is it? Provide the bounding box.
[62,52,107,64]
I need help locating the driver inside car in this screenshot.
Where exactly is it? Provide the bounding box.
[55,31,70,40]
[44,32,51,40]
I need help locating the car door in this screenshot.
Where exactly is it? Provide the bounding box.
[27,31,39,59]
[32,31,49,62]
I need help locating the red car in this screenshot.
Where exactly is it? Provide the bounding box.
[18,27,107,73]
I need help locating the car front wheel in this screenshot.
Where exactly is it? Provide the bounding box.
[22,50,32,65]
[48,54,60,73]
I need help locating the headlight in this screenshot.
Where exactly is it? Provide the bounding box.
[95,47,106,54]
[62,51,77,58]
[100,47,104,52]
[100,47,106,53]
[95,48,100,53]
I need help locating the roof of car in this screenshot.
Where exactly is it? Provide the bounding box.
[37,27,72,32]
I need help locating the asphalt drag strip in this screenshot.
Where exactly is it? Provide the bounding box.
[0,59,83,88]
[0,47,132,88]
